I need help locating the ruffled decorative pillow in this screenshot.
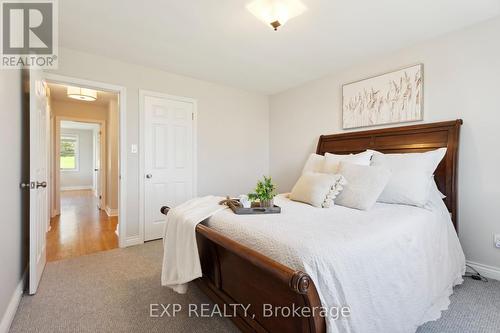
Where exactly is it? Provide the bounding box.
[322,174,347,208]
[290,172,347,208]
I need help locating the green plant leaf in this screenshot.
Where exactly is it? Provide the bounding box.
[248,176,276,202]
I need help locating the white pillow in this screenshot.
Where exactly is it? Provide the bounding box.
[428,176,446,199]
[290,172,346,208]
[323,150,374,174]
[371,148,447,207]
[301,154,325,174]
[335,162,391,211]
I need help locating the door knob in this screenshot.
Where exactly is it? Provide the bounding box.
[146,174,153,179]
[36,181,47,189]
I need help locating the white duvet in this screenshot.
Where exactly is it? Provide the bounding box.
[204,188,465,333]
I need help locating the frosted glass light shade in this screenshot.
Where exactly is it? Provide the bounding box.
[67,86,97,101]
[246,0,307,30]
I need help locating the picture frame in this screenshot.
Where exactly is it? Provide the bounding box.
[342,64,423,129]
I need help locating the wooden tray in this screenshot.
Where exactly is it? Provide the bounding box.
[227,201,281,215]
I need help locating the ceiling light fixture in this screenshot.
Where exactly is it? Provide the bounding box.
[67,86,97,101]
[246,0,307,31]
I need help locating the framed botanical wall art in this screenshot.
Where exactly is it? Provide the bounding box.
[342,64,423,129]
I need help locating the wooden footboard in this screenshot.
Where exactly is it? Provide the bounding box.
[160,206,326,333]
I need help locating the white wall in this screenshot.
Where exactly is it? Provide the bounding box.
[269,17,500,271]
[0,71,25,332]
[60,128,94,189]
[48,48,269,242]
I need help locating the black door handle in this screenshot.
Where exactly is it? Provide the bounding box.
[36,181,47,189]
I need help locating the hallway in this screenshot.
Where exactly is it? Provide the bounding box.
[47,190,118,262]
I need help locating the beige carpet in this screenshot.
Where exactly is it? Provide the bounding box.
[10,241,237,333]
[10,241,500,333]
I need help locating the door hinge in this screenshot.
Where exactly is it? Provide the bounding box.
[192,113,194,120]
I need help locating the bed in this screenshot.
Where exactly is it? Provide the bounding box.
[161,119,464,333]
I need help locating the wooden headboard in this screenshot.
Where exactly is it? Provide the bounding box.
[316,120,463,230]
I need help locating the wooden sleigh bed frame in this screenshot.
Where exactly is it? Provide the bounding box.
[161,120,462,333]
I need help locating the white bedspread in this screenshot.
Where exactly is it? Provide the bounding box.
[161,196,226,294]
[204,189,465,333]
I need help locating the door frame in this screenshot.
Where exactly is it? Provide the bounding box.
[55,117,106,210]
[92,125,99,199]
[138,89,198,243]
[45,73,128,248]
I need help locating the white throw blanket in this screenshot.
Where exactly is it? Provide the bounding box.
[161,196,226,293]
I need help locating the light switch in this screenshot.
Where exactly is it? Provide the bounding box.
[130,144,138,154]
[495,234,500,249]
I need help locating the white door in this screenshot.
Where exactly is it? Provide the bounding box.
[143,94,195,241]
[29,68,49,294]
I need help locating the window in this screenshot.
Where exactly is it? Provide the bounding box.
[60,134,79,171]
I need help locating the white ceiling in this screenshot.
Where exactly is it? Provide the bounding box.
[59,0,500,94]
[48,83,117,107]
[60,120,99,131]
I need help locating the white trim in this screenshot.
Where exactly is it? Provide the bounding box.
[467,260,500,281]
[45,73,126,94]
[45,73,128,248]
[118,86,127,248]
[60,185,93,191]
[105,206,119,217]
[0,272,25,333]
[138,89,198,244]
[92,128,97,194]
[138,90,146,245]
[124,235,143,247]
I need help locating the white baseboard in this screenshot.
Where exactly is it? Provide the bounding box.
[0,272,25,333]
[467,260,500,281]
[105,206,118,217]
[60,185,93,191]
[123,235,143,248]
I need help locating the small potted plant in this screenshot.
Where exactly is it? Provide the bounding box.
[248,176,277,208]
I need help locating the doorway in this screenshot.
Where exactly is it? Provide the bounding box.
[46,83,120,262]
[28,71,127,294]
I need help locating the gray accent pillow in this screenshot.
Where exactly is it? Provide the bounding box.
[335,162,391,211]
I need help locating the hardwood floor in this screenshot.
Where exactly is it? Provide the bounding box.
[47,190,118,262]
